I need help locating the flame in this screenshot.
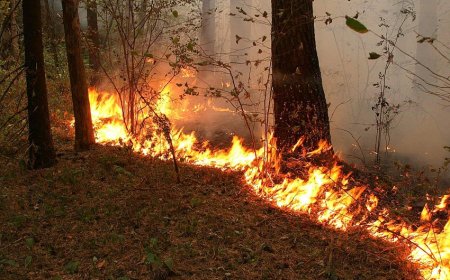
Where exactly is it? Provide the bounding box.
[181,66,197,78]
[83,87,449,279]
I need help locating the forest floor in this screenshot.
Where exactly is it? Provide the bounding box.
[0,134,424,280]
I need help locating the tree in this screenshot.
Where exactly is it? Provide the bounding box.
[271,0,332,153]
[1,0,19,65]
[201,0,216,57]
[100,0,181,135]
[86,0,101,85]
[229,0,252,80]
[43,0,60,67]
[23,0,57,168]
[61,0,95,151]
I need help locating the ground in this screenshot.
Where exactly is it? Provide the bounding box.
[0,139,422,279]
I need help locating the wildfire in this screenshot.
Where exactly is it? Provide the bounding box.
[180,66,197,78]
[84,87,449,279]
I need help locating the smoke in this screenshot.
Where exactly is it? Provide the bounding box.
[193,0,450,173]
[53,0,449,172]
[314,0,450,172]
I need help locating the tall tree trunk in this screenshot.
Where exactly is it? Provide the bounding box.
[23,0,57,169]
[86,0,101,85]
[1,0,19,65]
[271,0,332,153]
[201,0,216,57]
[229,0,252,80]
[61,0,95,151]
[43,0,60,67]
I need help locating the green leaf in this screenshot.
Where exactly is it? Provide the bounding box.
[164,258,174,271]
[368,52,381,60]
[171,37,180,44]
[0,258,19,267]
[145,251,157,265]
[149,238,158,247]
[345,16,368,34]
[187,42,195,51]
[25,237,35,249]
[172,10,179,18]
[113,165,132,177]
[24,256,32,268]
[64,260,79,274]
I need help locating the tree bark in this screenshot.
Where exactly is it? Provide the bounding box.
[62,0,95,151]
[1,0,19,64]
[271,0,332,153]
[229,0,252,79]
[43,0,60,67]
[23,0,57,169]
[201,0,216,56]
[86,0,101,85]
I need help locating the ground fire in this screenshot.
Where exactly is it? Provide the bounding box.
[84,86,449,280]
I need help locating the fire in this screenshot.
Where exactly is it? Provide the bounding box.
[83,87,449,279]
[180,66,197,78]
[88,89,131,143]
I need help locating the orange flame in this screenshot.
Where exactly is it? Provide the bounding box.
[83,87,449,279]
[181,66,197,78]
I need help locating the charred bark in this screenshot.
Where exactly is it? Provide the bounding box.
[86,0,101,85]
[23,0,57,169]
[271,0,332,154]
[62,0,95,151]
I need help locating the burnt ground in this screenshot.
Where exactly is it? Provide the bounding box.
[0,142,422,280]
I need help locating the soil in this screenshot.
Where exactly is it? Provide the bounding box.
[0,140,421,279]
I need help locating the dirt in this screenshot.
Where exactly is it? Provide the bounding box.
[0,142,421,280]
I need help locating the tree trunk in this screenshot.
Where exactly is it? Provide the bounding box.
[61,0,95,151]
[43,0,60,67]
[229,0,252,80]
[201,0,216,57]
[23,0,57,169]
[1,0,19,65]
[271,0,332,153]
[86,0,101,85]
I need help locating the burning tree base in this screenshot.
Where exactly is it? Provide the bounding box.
[82,88,449,280]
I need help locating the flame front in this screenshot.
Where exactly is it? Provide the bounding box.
[85,88,449,279]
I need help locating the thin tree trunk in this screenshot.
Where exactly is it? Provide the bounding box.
[9,0,18,59]
[23,0,57,169]
[1,0,19,64]
[86,0,101,85]
[271,0,332,154]
[43,0,60,66]
[61,0,95,151]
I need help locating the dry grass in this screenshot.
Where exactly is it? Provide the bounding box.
[0,141,421,280]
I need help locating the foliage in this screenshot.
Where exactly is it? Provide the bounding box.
[345,16,368,34]
[96,0,198,135]
[64,260,79,274]
[345,7,419,165]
